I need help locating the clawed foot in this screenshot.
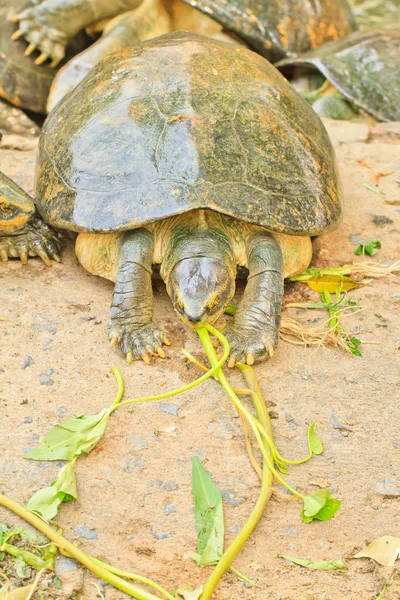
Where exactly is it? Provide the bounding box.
[109,323,171,365]
[224,326,278,368]
[0,218,62,265]
[11,6,68,67]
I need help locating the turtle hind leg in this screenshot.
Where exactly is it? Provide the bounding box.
[0,217,61,265]
[225,233,284,367]
[108,229,169,364]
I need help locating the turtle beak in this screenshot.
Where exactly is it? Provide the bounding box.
[167,257,235,329]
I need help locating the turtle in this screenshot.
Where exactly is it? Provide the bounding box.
[2,0,87,114]
[0,169,61,265]
[13,0,355,75]
[35,32,341,366]
[276,29,400,122]
[45,0,230,112]
[0,101,40,137]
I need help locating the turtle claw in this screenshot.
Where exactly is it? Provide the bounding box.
[225,326,279,366]
[11,29,24,40]
[0,218,62,266]
[24,42,36,56]
[109,323,168,364]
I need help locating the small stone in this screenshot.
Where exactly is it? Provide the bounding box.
[55,557,78,575]
[228,524,239,534]
[57,569,84,598]
[57,406,68,418]
[21,356,35,370]
[282,529,299,536]
[269,410,279,419]
[374,477,400,498]
[207,416,238,440]
[39,368,54,386]
[163,502,177,515]
[73,524,98,540]
[149,525,174,540]
[21,417,33,424]
[126,435,149,451]
[147,480,179,491]
[221,489,245,506]
[372,215,394,226]
[122,457,147,473]
[159,403,180,416]
[350,233,367,245]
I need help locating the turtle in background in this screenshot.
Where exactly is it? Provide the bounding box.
[12,0,355,110]
[1,0,87,119]
[277,29,400,122]
[0,169,61,265]
[35,32,341,366]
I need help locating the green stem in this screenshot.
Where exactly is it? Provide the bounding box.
[0,543,51,570]
[197,327,275,600]
[90,557,175,600]
[111,367,125,407]
[110,337,229,413]
[0,494,165,600]
[228,566,255,585]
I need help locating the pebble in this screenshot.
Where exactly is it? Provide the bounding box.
[73,524,98,540]
[159,403,180,416]
[207,416,238,440]
[55,557,78,575]
[147,480,179,491]
[122,457,147,473]
[21,356,35,370]
[125,435,149,451]
[39,368,54,386]
[57,406,68,418]
[149,525,174,540]
[374,477,400,497]
[163,502,177,515]
[221,489,245,506]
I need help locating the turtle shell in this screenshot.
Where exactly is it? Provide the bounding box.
[36,32,341,237]
[277,30,400,122]
[1,0,87,113]
[181,0,356,62]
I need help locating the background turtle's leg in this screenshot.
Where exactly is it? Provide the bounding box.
[109,229,168,364]
[225,233,284,366]
[12,0,141,67]
[47,0,171,111]
[0,216,61,266]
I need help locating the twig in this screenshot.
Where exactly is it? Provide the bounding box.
[25,568,44,600]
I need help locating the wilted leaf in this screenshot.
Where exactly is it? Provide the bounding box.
[192,457,224,566]
[27,462,77,520]
[354,240,381,256]
[305,275,364,293]
[362,183,385,195]
[0,585,35,599]
[282,555,346,570]
[354,536,400,566]
[176,584,204,600]
[301,490,341,523]
[24,410,111,461]
[308,424,323,455]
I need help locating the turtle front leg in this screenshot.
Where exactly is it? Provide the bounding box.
[225,233,284,367]
[0,216,61,265]
[108,229,169,365]
[11,0,141,67]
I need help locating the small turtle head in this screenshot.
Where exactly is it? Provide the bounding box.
[167,257,235,328]
[0,194,34,234]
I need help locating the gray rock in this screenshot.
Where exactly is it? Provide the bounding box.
[163,502,177,515]
[57,406,68,418]
[207,416,238,440]
[39,368,54,386]
[375,477,400,497]
[159,403,180,416]
[73,524,98,540]
[149,525,174,540]
[228,524,239,534]
[147,480,179,491]
[122,457,147,473]
[55,557,78,575]
[21,356,35,370]
[126,435,148,451]
[221,489,245,506]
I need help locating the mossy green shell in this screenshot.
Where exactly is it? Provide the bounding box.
[182,0,356,61]
[277,30,400,122]
[0,170,35,230]
[1,0,86,113]
[36,32,341,236]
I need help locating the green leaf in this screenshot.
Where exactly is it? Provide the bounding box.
[307,423,323,456]
[301,490,341,523]
[53,577,62,590]
[282,555,346,570]
[289,266,350,281]
[191,457,224,566]
[27,462,77,520]
[305,275,364,293]
[176,584,204,600]
[346,336,363,357]
[362,183,385,195]
[354,240,382,256]
[23,409,111,461]
[13,556,27,578]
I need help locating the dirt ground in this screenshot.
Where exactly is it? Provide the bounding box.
[0,118,399,600]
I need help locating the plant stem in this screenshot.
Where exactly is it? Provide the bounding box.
[110,337,229,412]
[198,327,275,600]
[111,367,125,406]
[0,494,165,600]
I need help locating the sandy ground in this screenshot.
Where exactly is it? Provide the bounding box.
[0,119,399,600]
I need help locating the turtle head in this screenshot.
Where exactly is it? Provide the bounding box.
[167,256,236,328]
[0,193,34,234]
